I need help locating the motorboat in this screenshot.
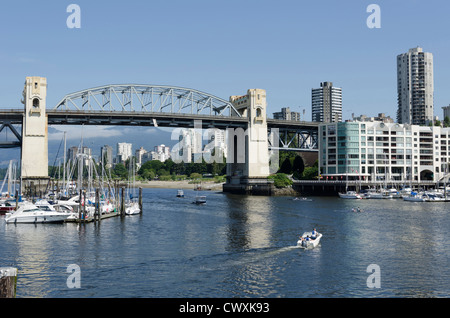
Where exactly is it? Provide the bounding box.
[177,189,184,198]
[297,231,322,249]
[35,199,78,220]
[365,191,393,199]
[403,192,427,202]
[125,201,141,215]
[338,191,362,199]
[0,200,16,215]
[5,203,71,224]
[55,195,80,207]
[386,188,402,198]
[194,196,206,204]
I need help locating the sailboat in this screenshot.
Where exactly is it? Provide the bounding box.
[338,172,362,199]
[125,160,141,215]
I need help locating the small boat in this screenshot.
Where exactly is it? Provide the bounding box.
[338,191,362,199]
[297,231,322,249]
[293,197,313,202]
[177,189,184,198]
[5,203,70,224]
[0,200,16,215]
[125,201,141,215]
[403,192,427,202]
[366,191,393,199]
[194,196,206,204]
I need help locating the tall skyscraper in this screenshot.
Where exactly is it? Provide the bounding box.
[116,142,132,163]
[311,82,342,123]
[101,145,113,168]
[397,47,434,125]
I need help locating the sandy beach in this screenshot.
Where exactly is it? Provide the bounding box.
[133,180,224,191]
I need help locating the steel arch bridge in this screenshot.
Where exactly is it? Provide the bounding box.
[53,84,241,117]
[0,83,319,152]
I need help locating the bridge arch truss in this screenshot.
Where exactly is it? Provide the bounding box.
[54,84,241,117]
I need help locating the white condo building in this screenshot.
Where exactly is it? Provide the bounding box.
[116,142,132,163]
[397,47,434,125]
[319,121,450,183]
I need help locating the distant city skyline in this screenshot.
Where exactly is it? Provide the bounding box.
[2,1,450,167]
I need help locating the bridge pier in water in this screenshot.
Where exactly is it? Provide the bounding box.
[223,89,274,195]
[21,76,50,194]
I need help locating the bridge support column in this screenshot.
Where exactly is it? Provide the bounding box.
[223,89,273,195]
[21,76,49,194]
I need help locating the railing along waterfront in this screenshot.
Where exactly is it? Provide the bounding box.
[293,179,439,187]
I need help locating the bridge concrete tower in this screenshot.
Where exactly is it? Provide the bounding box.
[21,76,49,193]
[223,89,273,195]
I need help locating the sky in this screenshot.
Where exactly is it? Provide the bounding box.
[1,0,450,163]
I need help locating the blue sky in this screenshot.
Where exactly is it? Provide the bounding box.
[1,0,450,161]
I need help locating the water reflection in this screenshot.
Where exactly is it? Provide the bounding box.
[4,223,67,297]
[225,195,274,251]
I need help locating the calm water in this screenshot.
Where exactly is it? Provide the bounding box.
[1,188,450,298]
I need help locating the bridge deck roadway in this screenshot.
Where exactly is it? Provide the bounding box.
[0,109,320,130]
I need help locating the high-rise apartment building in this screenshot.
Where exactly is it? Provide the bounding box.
[273,107,301,121]
[319,121,450,183]
[397,47,434,125]
[312,82,342,123]
[101,145,113,169]
[442,105,450,120]
[116,142,132,163]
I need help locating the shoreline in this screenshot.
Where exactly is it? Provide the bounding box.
[132,180,224,191]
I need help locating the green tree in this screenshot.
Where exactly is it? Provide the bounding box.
[301,160,319,180]
[142,169,155,180]
[190,172,202,179]
[157,168,170,176]
[292,155,305,179]
[268,173,293,188]
[444,116,450,128]
[279,157,293,174]
[113,163,128,180]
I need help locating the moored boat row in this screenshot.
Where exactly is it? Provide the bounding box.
[339,186,450,202]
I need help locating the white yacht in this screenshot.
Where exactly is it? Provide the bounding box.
[338,191,362,199]
[5,203,70,224]
[35,199,78,220]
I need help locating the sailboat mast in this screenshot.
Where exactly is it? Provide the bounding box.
[63,131,66,195]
